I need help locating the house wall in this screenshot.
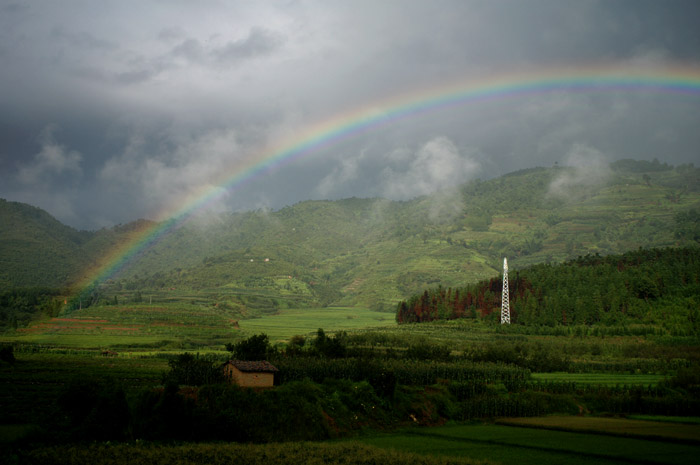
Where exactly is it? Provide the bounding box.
[224,365,275,388]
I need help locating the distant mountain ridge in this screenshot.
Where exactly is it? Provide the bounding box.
[1,159,699,309]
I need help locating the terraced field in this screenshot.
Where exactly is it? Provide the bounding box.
[3,302,240,348]
[238,306,396,341]
[1,302,398,348]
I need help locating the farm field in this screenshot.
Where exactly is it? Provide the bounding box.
[8,420,700,465]
[0,304,396,348]
[496,416,700,442]
[9,441,490,465]
[354,422,700,465]
[238,306,395,341]
[2,321,700,463]
[627,415,700,425]
[0,352,167,424]
[0,302,240,349]
[530,372,667,386]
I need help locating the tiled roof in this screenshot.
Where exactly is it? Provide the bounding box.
[226,360,279,373]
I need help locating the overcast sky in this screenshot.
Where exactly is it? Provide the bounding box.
[1,0,699,229]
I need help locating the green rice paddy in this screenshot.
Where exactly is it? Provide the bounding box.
[238,306,395,341]
[354,422,700,465]
[0,304,396,348]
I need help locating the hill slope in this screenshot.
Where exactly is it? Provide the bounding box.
[0,199,90,287]
[1,160,699,311]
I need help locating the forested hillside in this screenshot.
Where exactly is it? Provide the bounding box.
[1,159,699,311]
[397,247,700,335]
[0,199,89,287]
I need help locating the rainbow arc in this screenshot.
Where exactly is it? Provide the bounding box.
[69,63,700,301]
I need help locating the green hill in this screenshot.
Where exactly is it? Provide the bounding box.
[0,199,89,287]
[1,159,699,314]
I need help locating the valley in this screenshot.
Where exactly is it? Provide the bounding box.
[1,159,699,464]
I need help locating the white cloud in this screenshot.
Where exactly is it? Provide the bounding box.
[315,149,366,197]
[548,143,612,198]
[382,136,480,199]
[99,128,247,219]
[18,125,83,184]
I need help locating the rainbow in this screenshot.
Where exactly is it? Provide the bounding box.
[70,63,700,300]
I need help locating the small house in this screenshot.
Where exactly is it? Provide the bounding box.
[223,360,278,388]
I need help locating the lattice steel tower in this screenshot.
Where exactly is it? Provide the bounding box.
[501,257,510,324]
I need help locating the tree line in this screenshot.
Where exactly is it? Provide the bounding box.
[396,247,700,334]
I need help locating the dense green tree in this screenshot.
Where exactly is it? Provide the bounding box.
[312,328,347,358]
[162,353,225,386]
[226,333,272,360]
[397,247,700,333]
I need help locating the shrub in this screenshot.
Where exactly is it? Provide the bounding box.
[226,333,272,360]
[162,353,225,386]
[405,342,451,361]
[56,378,130,441]
[0,344,15,364]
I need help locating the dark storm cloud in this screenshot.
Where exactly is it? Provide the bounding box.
[0,0,699,229]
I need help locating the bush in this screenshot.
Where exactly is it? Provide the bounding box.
[162,353,225,386]
[56,378,130,441]
[665,364,700,395]
[313,329,347,358]
[131,382,199,440]
[0,344,15,364]
[405,342,451,361]
[226,333,272,360]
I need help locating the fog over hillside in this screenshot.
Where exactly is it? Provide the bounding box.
[2,162,699,309]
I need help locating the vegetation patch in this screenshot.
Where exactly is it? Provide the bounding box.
[355,423,700,465]
[12,441,490,465]
[239,307,395,341]
[530,373,666,387]
[496,416,700,443]
[397,247,700,335]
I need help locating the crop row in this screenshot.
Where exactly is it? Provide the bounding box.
[273,356,530,390]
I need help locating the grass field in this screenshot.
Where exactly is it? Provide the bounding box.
[628,415,700,425]
[11,441,492,465]
[238,306,396,341]
[530,372,667,386]
[0,353,167,423]
[9,420,700,465]
[0,302,239,348]
[354,423,700,465]
[0,304,396,347]
[496,416,700,442]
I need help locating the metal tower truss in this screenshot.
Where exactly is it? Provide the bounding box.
[501,257,510,324]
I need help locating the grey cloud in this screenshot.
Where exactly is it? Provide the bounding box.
[172,38,206,63]
[50,27,116,51]
[0,1,699,229]
[158,26,188,42]
[169,27,283,67]
[18,125,83,184]
[214,27,283,64]
[99,128,247,219]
